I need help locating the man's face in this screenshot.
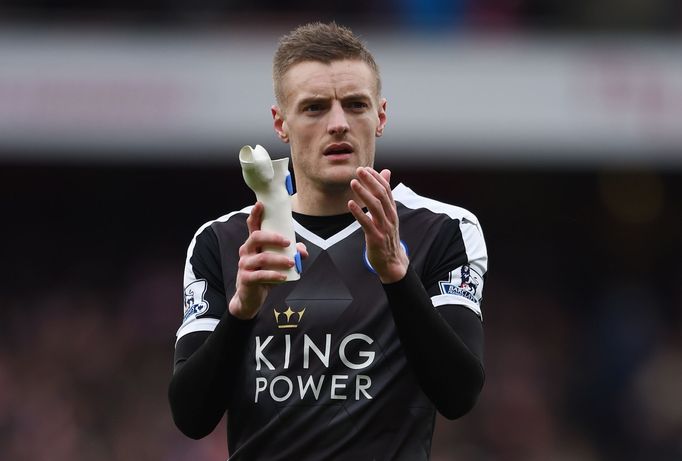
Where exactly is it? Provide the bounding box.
[272,59,387,191]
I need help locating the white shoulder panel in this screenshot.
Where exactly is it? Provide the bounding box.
[393,183,487,276]
[394,183,489,319]
[177,206,252,341]
[183,205,252,289]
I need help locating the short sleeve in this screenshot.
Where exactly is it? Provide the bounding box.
[422,215,488,320]
[176,223,227,343]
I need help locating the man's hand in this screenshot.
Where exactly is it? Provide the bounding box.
[228,202,308,320]
[348,167,409,284]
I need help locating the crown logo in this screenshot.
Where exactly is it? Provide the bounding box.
[274,307,306,329]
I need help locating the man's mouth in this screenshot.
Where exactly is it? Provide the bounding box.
[323,143,354,156]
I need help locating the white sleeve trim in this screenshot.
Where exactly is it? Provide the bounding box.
[175,318,220,344]
[431,294,482,319]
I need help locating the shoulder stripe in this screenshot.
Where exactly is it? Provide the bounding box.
[183,206,252,289]
[393,183,480,226]
[394,182,488,276]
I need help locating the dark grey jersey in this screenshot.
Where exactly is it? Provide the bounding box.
[176,183,488,460]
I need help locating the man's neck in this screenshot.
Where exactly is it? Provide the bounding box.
[292,183,358,216]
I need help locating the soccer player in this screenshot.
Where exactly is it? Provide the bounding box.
[169,22,487,460]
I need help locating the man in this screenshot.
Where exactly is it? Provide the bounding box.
[169,22,487,460]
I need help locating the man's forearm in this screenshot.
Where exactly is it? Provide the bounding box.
[382,266,484,420]
[168,312,255,439]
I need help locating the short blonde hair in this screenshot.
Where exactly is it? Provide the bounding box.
[273,22,381,105]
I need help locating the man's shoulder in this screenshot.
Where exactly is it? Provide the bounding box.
[192,205,252,238]
[185,206,252,256]
[393,183,480,226]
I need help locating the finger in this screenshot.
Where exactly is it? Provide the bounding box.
[380,169,391,185]
[350,178,386,229]
[296,242,309,259]
[365,167,391,193]
[247,202,264,234]
[354,168,395,227]
[240,269,288,285]
[240,252,295,271]
[348,199,382,239]
[365,168,397,222]
[357,168,393,211]
[356,167,388,195]
[240,230,291,255]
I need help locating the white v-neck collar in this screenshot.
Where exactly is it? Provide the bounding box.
[293,183,408,250]
[293,219,361,250]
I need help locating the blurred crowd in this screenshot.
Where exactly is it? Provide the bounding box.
[0,0,680,31]
[1,166,680,460]
[0,260,234,460]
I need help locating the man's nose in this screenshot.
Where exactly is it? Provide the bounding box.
[327,102,349,135]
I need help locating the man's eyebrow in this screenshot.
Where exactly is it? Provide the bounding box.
[296,96,330,107]
[340,92,372,101]
[293,92,373,109]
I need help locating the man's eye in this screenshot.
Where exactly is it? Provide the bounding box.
[349,101,368,110]
[304,104,322,112]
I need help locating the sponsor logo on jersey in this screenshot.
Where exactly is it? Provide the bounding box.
[438,264,482,304]
[253,332,376,404]
[183,279,209,321]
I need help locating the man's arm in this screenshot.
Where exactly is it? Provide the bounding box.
[169,313,255,439]
[348,167,485,419]
[383,267,484,419]
[168,220,248,440]
[168,203,307,439]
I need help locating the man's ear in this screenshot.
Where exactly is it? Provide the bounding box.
[272,105,289,143]
[376,98,387,137]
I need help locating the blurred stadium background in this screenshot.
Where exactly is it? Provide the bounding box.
[1,1,681,460]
